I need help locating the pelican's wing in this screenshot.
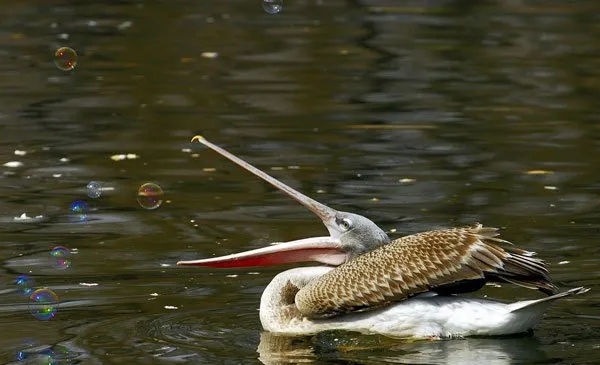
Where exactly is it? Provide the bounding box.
[295,224,556,318]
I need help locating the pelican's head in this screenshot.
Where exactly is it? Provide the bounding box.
[323,211,390,259]
[177,136,390,269]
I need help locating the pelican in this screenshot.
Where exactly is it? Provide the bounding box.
[178,136,589,339]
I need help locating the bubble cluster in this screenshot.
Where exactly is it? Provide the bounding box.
[86,181,102,199]
[137,183,163,210]
[15,275,35,295]
[263,0,283,14]
[29,288,59,320]
[54,47,78,71]
[69,200,89,222]
[50,246,72,269]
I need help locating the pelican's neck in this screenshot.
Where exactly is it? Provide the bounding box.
[259,267,333,333]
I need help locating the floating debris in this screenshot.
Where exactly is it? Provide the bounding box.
[164,305,178,310]
[3,161,23,167]
[79,282,99,287]
[150,293,159,297]
[399,178,416,183]
[117,21,133,31]
[202,167,216,172]
[270,166,285,171]
[544,186,558,190]
[13,213,43,221]
[110,153,140,161]
[59,157,69,163]
[558,261,570,265]
[371,197,380,202]
[14,150,27,156]
[485,283,503,288]
[526,170,553,175]
[201,52,218,59]
[181,148,192,153]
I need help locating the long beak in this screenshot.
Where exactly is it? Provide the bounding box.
[189,135,338,229]
[177,237,347,268]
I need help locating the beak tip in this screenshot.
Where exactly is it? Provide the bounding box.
[191,135,205,143]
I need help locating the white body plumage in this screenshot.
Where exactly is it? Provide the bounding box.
[260,267,587,339]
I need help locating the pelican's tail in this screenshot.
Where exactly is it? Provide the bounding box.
[508,286,590,313]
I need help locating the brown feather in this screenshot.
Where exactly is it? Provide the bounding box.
[295,224,556,318]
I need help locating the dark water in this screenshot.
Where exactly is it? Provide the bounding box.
[1,0,599,364]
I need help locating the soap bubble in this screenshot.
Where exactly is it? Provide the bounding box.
[69,200,89,222]
[54,47,78,71]
[86,181,102,199]
[29,288,59,320]
[263,0,283,14]
[15,275,35,295]
[50,246,72,269]
[137,183,163,210]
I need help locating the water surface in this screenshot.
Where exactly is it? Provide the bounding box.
[1,0,599,364]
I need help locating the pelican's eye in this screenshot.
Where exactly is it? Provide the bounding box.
[338,217,354,232]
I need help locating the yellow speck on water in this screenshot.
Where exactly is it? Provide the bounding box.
[389,228,397,233]
[202,167,216,172]
[544,186,558,190]
[399,178,416,183]
[201,52,218,59]
[558,261,570,265]
[339,49,349,55]
[526,170,553,175]
[180,57,195,63]
[270,166,284,171]
[371,197,380,202]
[316,189,326,194]
[110,153,139,161]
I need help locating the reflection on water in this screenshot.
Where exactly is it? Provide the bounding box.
[258,331,547,365]
[0,0,599,364]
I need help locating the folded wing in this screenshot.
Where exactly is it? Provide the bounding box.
[295,224,556,318]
